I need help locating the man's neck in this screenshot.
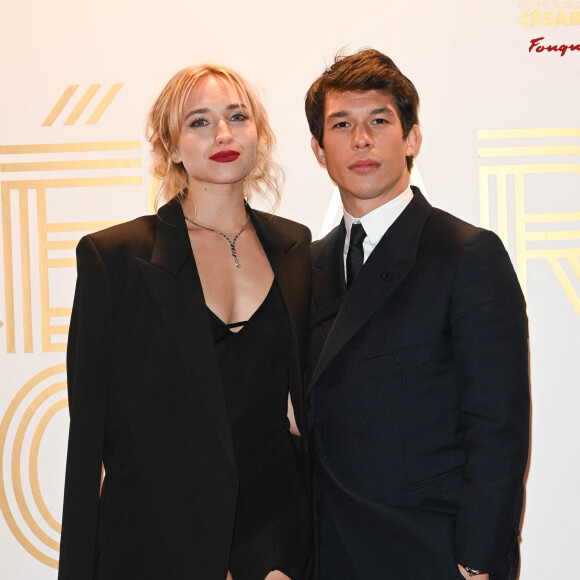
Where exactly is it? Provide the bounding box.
[341,181,411,218]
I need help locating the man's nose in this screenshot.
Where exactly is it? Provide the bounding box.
[352,125,373,150]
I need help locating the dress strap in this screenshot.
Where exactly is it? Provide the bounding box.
[225,321,247,330]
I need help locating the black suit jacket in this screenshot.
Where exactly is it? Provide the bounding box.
[308,188,529,580]
[58,200,312,580]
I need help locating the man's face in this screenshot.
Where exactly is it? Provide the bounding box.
[311,90,420,217]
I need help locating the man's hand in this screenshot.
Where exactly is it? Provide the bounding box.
[458,564,489,579]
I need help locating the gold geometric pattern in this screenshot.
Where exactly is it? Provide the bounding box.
[1,142,142,353]
[0,364,68,569]
[41,84,123,126]
[0,81,140,571]
[479,128,580,316]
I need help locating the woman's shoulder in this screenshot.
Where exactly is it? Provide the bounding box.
[251,208,311,244]
[77,214,158,261]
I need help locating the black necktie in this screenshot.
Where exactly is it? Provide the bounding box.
[346,222,366,288]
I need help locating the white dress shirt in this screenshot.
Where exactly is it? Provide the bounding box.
[343,186,414,280]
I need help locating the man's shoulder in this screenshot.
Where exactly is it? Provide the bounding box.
[426,207,488,245]
[424,207,511,268]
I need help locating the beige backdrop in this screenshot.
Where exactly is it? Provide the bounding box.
[1,0,579,577]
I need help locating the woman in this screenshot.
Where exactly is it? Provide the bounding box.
[58,65,313,580]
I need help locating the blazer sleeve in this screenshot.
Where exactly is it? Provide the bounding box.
[451,230,530,578]
[58,236,113,580]
[289,225,313,438]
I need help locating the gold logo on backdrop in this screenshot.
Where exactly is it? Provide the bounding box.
[478,127,580,316]
[519,0,580,26]
[1,83,143,354]
[42,84,123,126]
[0,83,147,568]
[0,365,68,569]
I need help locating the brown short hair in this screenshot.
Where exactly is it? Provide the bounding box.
[148,64,282,209]
[305,49,420,171]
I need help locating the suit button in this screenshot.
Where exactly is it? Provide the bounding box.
[381,271,394,282]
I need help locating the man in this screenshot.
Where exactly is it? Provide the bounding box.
[305,49,529,580]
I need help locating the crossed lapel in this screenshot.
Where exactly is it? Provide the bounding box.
[310,188,432,390]
[135,200,236,472]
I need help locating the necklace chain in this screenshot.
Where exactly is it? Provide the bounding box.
[184,215,251,268]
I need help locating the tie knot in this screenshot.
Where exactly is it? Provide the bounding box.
[349,222,366,247]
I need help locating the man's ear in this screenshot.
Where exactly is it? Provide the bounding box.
[405,125,422,158]
[311,135,327,167]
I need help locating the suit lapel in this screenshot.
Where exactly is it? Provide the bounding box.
[135,200,237,472]
[310,188,432,389]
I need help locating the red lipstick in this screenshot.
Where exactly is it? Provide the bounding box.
[210,150,240,163]
[349,159,380,174]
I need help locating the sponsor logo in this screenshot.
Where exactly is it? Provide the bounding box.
[529,36,580,53]
[519,0,580,26]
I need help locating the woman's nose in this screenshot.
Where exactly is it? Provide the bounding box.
[215,119,234,144]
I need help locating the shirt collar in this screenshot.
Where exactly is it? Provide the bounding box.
[344,185,414,245]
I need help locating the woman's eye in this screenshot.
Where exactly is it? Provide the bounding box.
[191,118,208,128]
[231,112,247,122]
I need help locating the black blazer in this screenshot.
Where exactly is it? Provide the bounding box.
[308,188,529,580]
[58,200,312,580]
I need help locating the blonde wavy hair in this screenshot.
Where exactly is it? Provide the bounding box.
[147,64,282,209]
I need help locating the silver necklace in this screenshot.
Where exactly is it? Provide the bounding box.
[184,214,251,268]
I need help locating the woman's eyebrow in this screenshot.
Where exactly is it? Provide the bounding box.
[184,103,248,121]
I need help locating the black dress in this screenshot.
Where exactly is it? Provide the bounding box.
[207,281,312,580]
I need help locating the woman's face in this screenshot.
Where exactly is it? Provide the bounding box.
[176,75,258,193]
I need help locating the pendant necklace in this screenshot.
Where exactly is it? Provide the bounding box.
[184,214,251,268]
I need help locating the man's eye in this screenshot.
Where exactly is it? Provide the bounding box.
[333,121,349,129]
[373,118,389,124]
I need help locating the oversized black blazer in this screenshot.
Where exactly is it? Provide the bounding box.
[58,200,312,580]
[308,187,530,579]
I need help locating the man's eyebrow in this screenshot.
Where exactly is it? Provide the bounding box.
[184,103,248,121]
[326,110,349,122]
[370,107,395,115]
[326,107,396,122]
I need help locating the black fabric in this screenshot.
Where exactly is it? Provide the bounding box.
[345,222,366,288]
[308,187,529,579]
[208,281,311,580]
[58,201,314,580]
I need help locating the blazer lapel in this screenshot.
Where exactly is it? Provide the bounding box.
[310,188,432,389]
[135,200,237,472]
[249,207,308,340]
[311,222,347,338]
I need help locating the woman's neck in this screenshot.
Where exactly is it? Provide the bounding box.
[182,183,248,231]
